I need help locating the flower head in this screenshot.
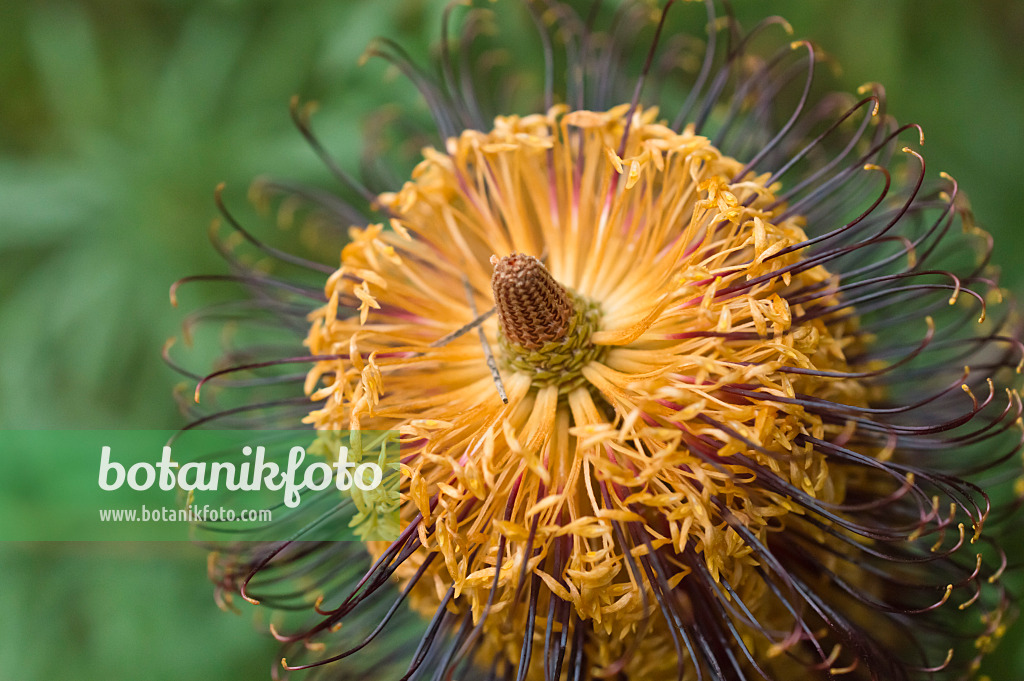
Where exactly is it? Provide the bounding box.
[174,2,1024,680]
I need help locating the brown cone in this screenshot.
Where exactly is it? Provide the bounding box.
[490,253,573,350]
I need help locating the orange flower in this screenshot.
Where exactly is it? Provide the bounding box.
[178,2,1023,679]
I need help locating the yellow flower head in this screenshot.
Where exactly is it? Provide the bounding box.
[180,2,1024,680]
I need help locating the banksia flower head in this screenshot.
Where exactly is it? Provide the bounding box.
[173,1,1024,680]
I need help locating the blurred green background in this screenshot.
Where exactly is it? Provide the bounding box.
[1,0,1022,679]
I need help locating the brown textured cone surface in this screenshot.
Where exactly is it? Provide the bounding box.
[490,253,573,350]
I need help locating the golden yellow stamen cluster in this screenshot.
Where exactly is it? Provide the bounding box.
[303,104,868,677]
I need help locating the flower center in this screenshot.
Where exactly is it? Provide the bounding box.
[491,253,607,393]
[306,103,876,681]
